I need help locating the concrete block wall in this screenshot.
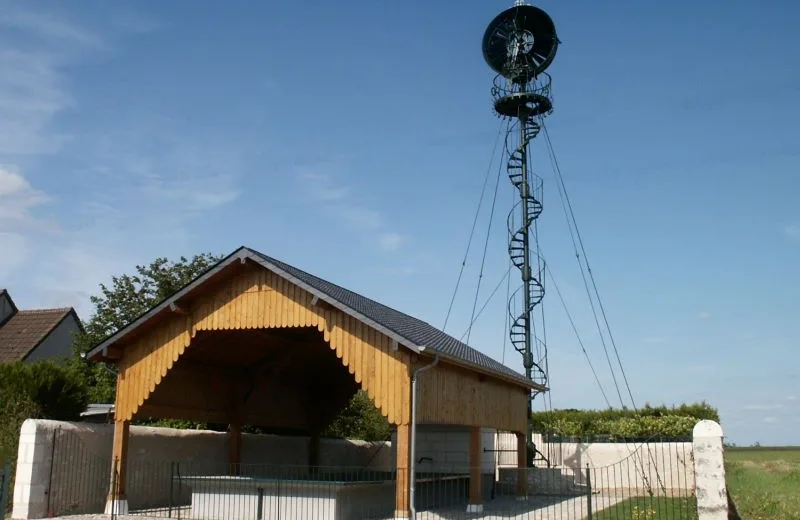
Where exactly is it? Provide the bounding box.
[11,419,393,519]
[496,431,696,495]
[390,425,496,474]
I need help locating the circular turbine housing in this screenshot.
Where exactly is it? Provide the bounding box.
[482,5,559,82]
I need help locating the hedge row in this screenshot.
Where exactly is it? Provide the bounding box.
[531,402,719,441]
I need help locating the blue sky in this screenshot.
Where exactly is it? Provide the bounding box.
[1,0,798,446]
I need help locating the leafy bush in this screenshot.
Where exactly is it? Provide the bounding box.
[531,402,719,441]
[0,361,89,463]
[324,391,392,442]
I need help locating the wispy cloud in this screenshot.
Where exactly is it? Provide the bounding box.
[0,9,102,48]
[783,223,800,241]
[298,167,406,251]
[698,311,711,320]
[0,6,241,314]
[742,404,785,411]
[763,416,778,424]
[0,167,60,279]
[787,396,797,402]
[0,168,52,228]
[379,232,405,251]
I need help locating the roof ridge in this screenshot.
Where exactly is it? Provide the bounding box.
[18,307,73,314]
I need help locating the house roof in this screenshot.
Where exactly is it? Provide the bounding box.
[88,246,540,389]
[0,308,74,362]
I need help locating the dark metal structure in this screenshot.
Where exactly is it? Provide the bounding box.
[482,0,559,462]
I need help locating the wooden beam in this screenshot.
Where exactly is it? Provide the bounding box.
[104,346,123,360]
[169,302,188,315]
[395,424,411,517]
[516,432,528,498]
[308,429,320,474]
[468,426,483,511]
[108,420,130,501]
[137,403,228,423]
[228,422,242,475]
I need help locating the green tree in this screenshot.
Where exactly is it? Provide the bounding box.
[323,390,392,442]
[69,253,222,403]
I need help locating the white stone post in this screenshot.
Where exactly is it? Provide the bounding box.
[12,420,55,520]
[692,420,728,520]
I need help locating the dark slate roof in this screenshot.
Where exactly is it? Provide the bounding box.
[249,249,533,387]
[0,308,72,362]
[87,247,535,388]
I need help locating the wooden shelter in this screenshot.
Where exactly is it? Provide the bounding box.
[87,246,540,516]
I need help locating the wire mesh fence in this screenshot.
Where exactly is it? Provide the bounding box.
[40,427,698,519]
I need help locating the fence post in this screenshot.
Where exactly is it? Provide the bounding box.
[585,463,593,520]
[168,461,175,518]
[692,420,728,520]
[1,460,10,518]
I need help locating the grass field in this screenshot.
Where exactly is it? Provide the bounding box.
[592,496,698,520]
[725,446,800,520]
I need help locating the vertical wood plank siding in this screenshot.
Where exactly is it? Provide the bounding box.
[116,267,412,425]
[417,363,528,433]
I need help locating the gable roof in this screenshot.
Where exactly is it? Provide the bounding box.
[87,246,539,389]
[0,308,75,362]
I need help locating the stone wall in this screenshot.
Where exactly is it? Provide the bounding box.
[12,419,392,519]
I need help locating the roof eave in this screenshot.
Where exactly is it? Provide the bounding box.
[417,349,543,391]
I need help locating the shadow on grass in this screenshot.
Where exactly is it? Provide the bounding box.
[727,489,741,520]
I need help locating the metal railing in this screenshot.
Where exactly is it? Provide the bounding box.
[33,427,698,519]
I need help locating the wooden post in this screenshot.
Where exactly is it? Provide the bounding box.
[228,422,242,475]
[308,429,321,474]
[395,424,411,518]
[105,420,130,514]
[516,431,528,499]
[467,426,483,513]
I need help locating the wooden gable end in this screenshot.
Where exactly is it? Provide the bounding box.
[114,262,413,425]
[416,362,528,433]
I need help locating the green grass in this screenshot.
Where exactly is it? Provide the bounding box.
[725,446,800,520]
[590,496,697,520]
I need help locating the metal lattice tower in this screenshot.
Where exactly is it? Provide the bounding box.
[482,2,558,461]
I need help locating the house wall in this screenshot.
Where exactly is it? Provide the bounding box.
[23,314,81,364]
[0,292,15,325]
[12,419,393,519]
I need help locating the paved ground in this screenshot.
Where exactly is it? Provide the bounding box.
[407,494,626,519]
[56,494,625,520]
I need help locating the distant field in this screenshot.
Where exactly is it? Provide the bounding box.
[725,446,800,520]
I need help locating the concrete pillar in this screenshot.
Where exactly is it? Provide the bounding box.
[467,426,483,513]
[516,432,528,499]
[692,420,728,520]
[11,420,53,519]
[105,420,129,515]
